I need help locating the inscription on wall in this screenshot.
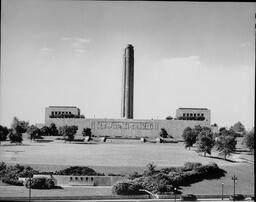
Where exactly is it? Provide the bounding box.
[91,121,159,130]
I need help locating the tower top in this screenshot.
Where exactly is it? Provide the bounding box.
[126,44,134,48]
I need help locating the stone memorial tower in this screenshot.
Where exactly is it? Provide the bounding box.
[121,44,134,119]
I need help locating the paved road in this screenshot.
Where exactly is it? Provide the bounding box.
[2,199,254,202]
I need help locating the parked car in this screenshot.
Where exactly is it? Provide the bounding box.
[181,194,197,201]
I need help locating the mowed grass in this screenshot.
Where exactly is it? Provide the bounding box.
[0,139,247,167]
[0,138,254,196]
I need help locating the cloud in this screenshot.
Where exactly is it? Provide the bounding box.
[40,47,54,52]
[241,42,251,48]
[60,37,71,41]
[160,56,201,69]
[75,49,86,53]
[75,37,91,43]
[60,36,91,53]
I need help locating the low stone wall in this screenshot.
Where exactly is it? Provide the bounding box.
[45,118,210,140]
[32,175,126,187]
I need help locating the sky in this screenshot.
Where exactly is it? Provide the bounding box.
[0,1,255,130]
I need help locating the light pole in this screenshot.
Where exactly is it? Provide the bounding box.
[174,187,177,202]
[28,177,31,202]
[231,175,238,202]
[221,182,224,200]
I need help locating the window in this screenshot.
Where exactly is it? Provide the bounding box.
[75,177,78,180]
[201,113,204,116]
[197,113,200,116]
[86,177,88,181]
[70,177,73,181]
[183,113,185,117]
[91,177,93,181]
[187,113,189,116]
[80,177,83,180]
[51,112,54,115]
[190,113,193,116]
[194,113,196,117]
[69,112,71,114]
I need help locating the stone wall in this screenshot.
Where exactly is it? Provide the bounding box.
[45,118,210,140]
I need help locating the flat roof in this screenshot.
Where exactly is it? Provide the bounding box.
[48,106,78,108]
[178,108,208,110]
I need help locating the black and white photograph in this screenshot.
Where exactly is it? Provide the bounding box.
[0,1,255,201]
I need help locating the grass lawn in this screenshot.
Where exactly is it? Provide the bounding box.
[0,138,254,197]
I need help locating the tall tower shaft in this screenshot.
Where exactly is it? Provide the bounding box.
[121,44,134,119]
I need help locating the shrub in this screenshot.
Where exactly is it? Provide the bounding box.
[141,173,173,194]
[128,171,142,180]
[184,162,202,171]
[159,128,168,138]
[9,131,23,144]
[2,177,24,186]
[55,166,98,176]
[181,194,197,201]
[0,162,7,179]
[195,163,226,179]
[25,177,55,189]
[229,194,245,201]
[112,181,143,195]
[82,128,92,137]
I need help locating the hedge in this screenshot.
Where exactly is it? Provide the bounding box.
[2,177,24,186]
[25,178,55,189]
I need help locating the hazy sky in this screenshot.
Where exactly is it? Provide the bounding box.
[0,1,255,129]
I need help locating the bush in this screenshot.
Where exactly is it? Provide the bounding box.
[112,181,143,195]
[25,177,55,189]
[141,173,173,194]
[55,166,98,176]
[2,177,24,186]
[9,132,23,144]
[181,194,197,201]
[184,162,202,171]
[195,163,226,179]
[128,171,142,180]
[229,194,245,201]
[159,128,168,138]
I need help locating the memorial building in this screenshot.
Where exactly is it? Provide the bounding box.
[44,45,212,139]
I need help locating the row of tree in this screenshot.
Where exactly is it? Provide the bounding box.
[182,124,254,160]
[0,117,93,144]
[49,114,85,119]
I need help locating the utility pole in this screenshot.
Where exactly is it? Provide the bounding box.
[28,177,31,202]
[231,175,238,202]
[174,187,177,202]
[221,182,224,200]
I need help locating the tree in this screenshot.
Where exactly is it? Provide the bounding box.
[8,130,23,144]
[215,135,237,160]
[218,128,238,139]
[59,125,78,142]
[11,117,29,134]
[182,127,197,150]
[49,123,58,136]
[196,130,215,157]
[166,116,173,120]
[243,128,254,152]
[143,162,157,176]
[27,125,42,140]
[40,126,51,136]
[159,128,169,138]
[82,128,92,138]
[231,121,245,135]
[0,125,9,144]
